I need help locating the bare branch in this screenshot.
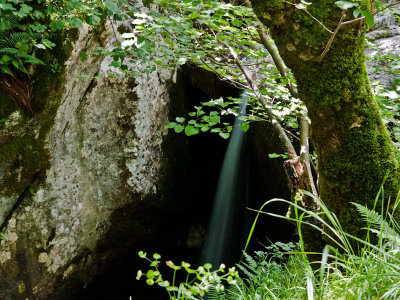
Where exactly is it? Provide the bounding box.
[242,0,298,98]
[317,11,346,62]
[282,0,333,34]
[341,16,365,26]
[379,1,400,12]
[225,43,298,160]
[299,113,318,196]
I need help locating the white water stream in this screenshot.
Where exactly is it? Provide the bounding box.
[200,93,248,267]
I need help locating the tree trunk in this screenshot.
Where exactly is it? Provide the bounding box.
[251,0,400,242]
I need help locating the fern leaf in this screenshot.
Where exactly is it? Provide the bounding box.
[353,202,400,245]
[2,32,32,48]
[0,47,19,56]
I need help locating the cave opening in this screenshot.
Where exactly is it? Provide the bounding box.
[74,66,295,300]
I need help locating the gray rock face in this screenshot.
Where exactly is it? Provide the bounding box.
[366,2,400,88]
[0,17,174,298]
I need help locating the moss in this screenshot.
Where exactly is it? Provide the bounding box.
[117,25,130,35]
[0,28,79,197]
[0,91,18,121]
[252,0,400,246]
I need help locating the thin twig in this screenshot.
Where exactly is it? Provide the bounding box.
[242,0,298,98]
[225,42,298,160]
[317,11,346,62]
[199,58,249,90]
[341,16,365,26]
[282,0,333,34]
[257,26,298,98]
[380,1,400,12]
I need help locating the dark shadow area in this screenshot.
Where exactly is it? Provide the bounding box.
[67,66,294,300]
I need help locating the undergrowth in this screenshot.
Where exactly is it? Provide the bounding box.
[137,188,400,299]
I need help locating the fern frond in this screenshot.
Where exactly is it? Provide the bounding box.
[0,47,19,56]
[207,286,226,300]
[225,285,240,300]
[0,32,32,48]
[237,263,255,278]
[353,202,400,245]
[243,252,258,269]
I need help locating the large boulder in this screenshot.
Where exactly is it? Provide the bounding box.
[0,13,180,297]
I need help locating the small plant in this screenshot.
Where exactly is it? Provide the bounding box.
[136,251,239,300]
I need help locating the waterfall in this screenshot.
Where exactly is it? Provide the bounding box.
[200,93,248,267]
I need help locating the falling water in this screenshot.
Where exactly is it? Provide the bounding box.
[200,92,248,268]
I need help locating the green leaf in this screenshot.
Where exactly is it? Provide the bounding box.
[185,125,199,136]
[67,18,83,28]
[174,124,184,133]
[150,261,159,267]
[353,8,361,18]
[176,117,185,123]
[219,132,230,139]
[105,0,122,15]
[240,122,249,132]
[79,51,88,61]
[138,251,147,258]
[335,1,359,9]
[361,10,374,28]
[136,270,143,280]
[34,44,46,49]
[29,184,35,196]
[50,20,63,30]
[231,19,243,27]
[146,270,155,279]
[146,279,154,285]
[1,66,14,76]
[158,280,170,287]
[42,39,56,48]
[204,263,212,269]
[164,122,177,129]
[87,15,101,25]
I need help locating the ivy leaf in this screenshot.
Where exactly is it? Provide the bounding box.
[335,1,359,9]
[231,19,243,27]
[105,0,122,16]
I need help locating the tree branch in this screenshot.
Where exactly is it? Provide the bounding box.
[243,0,298,98]
[317,11,346,62]
[225,43,298,160]
[282,0,333,34]
[299,113,318,196]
